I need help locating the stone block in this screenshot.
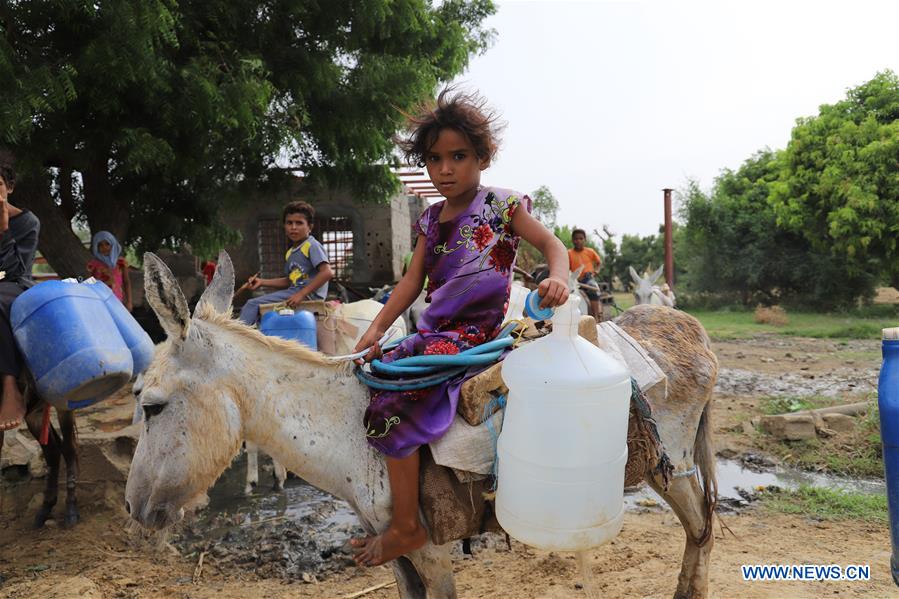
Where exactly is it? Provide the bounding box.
[760,414,817,441]
[823,413,856,433]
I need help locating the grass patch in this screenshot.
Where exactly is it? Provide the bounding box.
[758,395,884,478]
[759,395,838,415]
[759,485,888,523]
[685,308,897,340]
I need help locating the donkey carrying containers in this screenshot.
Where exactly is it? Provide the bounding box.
[126,252,718,599]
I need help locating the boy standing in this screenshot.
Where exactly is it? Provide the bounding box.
[239,201,333,326]
[567,228,602,320]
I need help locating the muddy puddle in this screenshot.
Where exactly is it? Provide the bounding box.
[625,457,885,511]
[170,451,362,581]
[715,367,878,397]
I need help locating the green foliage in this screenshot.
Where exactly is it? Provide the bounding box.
[678,150,877,309]
[760,395,836,415]
[530,185,559,229]
[759,485,887,523]
[615,229,666,290]
[770,71,899,290]
[0,0,495,257]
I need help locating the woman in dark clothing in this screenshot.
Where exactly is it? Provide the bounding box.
[0,154,40,430]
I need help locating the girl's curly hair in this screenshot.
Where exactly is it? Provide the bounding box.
[396,88,503,168]
[0,150,16,188]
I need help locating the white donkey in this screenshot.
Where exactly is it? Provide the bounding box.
[126,252,718,599]
[630,265,676,307]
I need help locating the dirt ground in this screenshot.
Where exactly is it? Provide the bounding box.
[1,332,896,598]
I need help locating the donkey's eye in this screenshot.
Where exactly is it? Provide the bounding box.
[143,403,166,419]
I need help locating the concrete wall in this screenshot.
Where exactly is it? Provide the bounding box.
[222,178,418,289]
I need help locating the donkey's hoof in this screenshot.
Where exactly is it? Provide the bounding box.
[64,508,80,528]
[272,480,284,492]
[244,482,257,495]
[33,505,53,529]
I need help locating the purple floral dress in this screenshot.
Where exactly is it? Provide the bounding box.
[365,187,530,458]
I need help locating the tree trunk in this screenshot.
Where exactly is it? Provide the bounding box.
[82,159,130,243]
[14,173,92,279]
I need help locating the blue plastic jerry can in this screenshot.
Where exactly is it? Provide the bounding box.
[260,308,317,350]
[879,327,899,586]
[11,280,133,410]
[84,280,155,375]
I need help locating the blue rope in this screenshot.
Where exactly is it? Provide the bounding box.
[484,393,507,489]
[355,321,521,391]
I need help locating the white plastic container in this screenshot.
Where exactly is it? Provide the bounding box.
[504,282,529,322]
[333,299,407,355]
[496,295,631,551]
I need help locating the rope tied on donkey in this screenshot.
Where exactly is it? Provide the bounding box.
[353,321,524,391]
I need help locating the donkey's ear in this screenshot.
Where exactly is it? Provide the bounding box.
[143,253,191,341]
[650,265,665,284]
[195,251,234,317]
[628,266,641,283]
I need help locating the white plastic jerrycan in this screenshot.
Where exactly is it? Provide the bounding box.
[496,292,631,551]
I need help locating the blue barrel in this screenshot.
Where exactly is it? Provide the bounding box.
[11,281,133,411]
[85,281,155,375]
[879,327,899,586]
[260,309,317,349]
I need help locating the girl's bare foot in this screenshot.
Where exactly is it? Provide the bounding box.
[0,383,25,431]
[351,522,427,567]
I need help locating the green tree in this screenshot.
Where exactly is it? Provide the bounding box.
[0,0,495,276]
[679,151,876,308]
[616,230,665,290]
[530,185,559,229]
[769,71,899,289]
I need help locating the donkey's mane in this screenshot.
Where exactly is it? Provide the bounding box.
[198,308,350,373]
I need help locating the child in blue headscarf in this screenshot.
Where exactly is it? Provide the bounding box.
[87,231,132,311]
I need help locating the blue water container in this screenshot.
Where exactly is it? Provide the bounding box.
[879,327,899,586]
[11,281,133,410]
[85,281,155,375]
[260,309,317,349]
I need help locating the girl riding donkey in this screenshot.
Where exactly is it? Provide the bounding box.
[351,90,571,566]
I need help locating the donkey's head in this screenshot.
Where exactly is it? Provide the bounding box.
[125,251,244,529]
[629,265,664,306]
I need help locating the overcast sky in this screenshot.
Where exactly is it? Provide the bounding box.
[451,0,899,239]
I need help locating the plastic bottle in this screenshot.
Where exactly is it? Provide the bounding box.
[879,326,899,586]
[496,292,631,550]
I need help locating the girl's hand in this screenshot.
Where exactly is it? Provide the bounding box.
[537,276,569,309]
[353,325,387,365]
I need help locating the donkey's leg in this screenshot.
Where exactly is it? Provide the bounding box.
[271,458,286,492]
[390,555,428,599]
[244,441,259,495]
[648,471,713,599]
[404,542,457,599]
[58,409,79,527]
[24,407,60,528]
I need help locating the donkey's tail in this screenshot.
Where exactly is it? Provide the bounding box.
[694,400,717,547]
